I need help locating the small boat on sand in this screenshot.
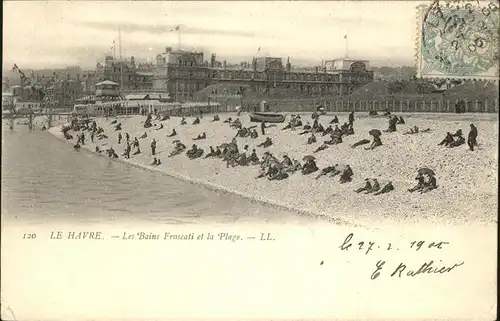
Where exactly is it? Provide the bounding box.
[249,112,286,123]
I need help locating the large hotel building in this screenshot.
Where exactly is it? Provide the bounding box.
[93,46,374,102]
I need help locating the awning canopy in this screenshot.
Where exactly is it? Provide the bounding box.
[95,80,119,86]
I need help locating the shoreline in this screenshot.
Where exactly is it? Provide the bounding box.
[47,124,362,228]
[48,112,498,228]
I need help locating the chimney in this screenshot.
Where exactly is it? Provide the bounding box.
[315,66,318,74]
[210,54,216,68]
[223,60,227,69]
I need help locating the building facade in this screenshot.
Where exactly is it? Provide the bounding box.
[95,56,155,92]
[152,48,374,102]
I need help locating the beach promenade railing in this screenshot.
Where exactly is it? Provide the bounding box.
[84,98,498,118]
[273,99,499,114]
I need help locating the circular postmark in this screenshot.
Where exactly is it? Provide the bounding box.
[421,0,499,76]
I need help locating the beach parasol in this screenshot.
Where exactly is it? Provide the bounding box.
[418,167,435,176]
[303,155,316,162]
[369,129,382,137]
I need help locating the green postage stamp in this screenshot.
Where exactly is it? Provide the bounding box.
[417,0,499,80]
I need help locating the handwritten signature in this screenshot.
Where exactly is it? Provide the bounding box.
[371,260,465,279]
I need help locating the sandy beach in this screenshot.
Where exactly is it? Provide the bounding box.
[49,112,498,227]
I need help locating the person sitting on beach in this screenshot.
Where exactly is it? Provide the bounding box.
[205,146,216,158]
[257,137,273,148]
[403,126,420,135]
[315,165,337,179]
[351,139,371,149]
[168,128,177,137]
[140,132,147,139]
[132,147,141,155]
[438,132,454,147]
[339,165,354,184]
[333,125,342,135]
[180,117,187,125]
[329,116,339,124]
[168,141,186,157]
[192,117,200,125]
[282,122,293,130]
[365,178,380,193]
[301,159,319,175]
[374,181,394,195]
[325,133,343,145]
[236,127,249,138]
[355,179,373,193]
[249,129,259,139]
[287,160,302,173]
[255,164,278,179]
[452,129,463,137]
[110,119,117,125]
[384,117,397,132]
[41,125,47,131]
[382,108,391,116]
[231,118,242,128]
[223,117,233,124]
[345,124,355,136]
[303,122,312,130]
[323,125,333,136]
[150,157,158,166]
[248,149,260,165]
[106,147,116,158]
[369,110,378,116]
[281,155,293,168]
[187,144,204,159]
[307,133,317,145]
[73,143,81,150]
[211,115,220,122]
[268,166,289,181]
[133,137,140,148]
[115,123,122,131]
[365,136,382,150]
[235,152,248,167]
[397,116,405,124]
[160,115,170,121]
[449,134,465,148]
[156,123,164,130]
[312,123,325,134]
[298,129,311,135]
[420,175,437,193]
[313,143,329,153]
[193,132,207,140]
[156,158,162,165]
[408,174,426,193]
[213,146,222,158]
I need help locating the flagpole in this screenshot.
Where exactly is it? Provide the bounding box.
[345,34,349,58]
[178,27,181,50]
[119,27,124,93]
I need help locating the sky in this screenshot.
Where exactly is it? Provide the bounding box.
[2,1,430,70]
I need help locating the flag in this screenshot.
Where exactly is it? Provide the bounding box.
[12,64,18,71]
[343,33,347,39]
[170,25,180,31]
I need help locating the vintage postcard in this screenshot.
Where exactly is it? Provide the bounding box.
[1,1,498,320]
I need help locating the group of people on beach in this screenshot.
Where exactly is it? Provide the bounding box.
[63,106,481,198]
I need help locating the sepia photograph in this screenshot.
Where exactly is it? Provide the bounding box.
[2,1,498,320]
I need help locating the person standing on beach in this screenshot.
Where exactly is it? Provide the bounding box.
[348,111,355,126]
[125,143,131,159]
[151,139,157,156]
[80,133,85,145]
[468,124,478,151]
[261,121,266,135]
[118,132,122,144]
[91,131,95,143]
[125,133,130,144]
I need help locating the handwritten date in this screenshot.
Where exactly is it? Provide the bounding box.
[339,233,449,255]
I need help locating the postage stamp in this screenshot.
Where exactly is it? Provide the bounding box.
[416,0,500,80]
